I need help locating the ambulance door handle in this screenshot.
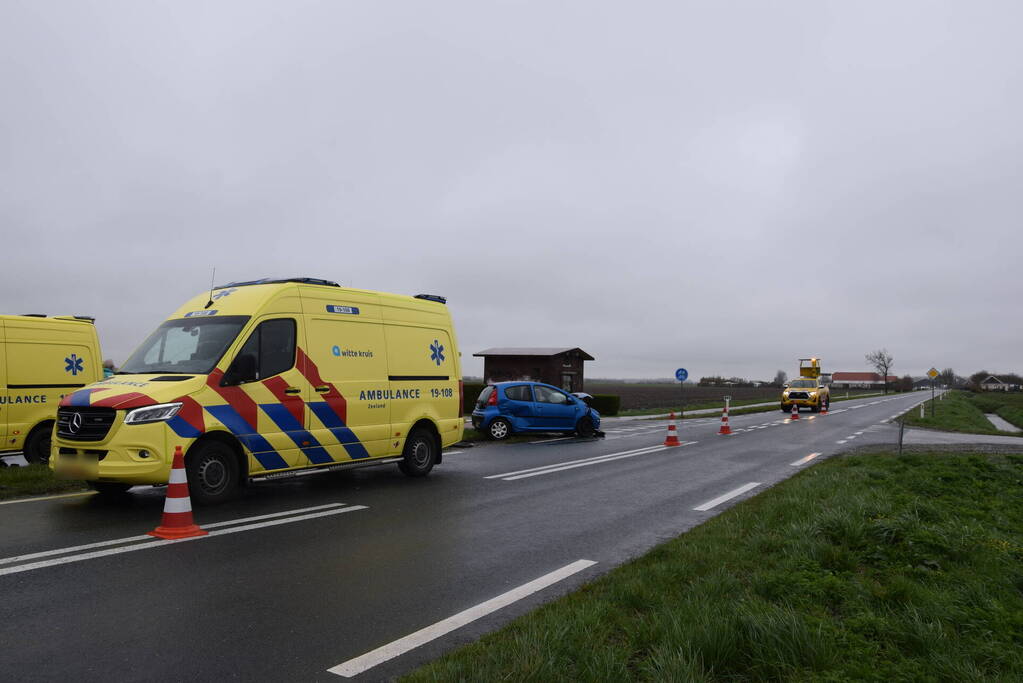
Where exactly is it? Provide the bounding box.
[284,387,301,395]
[314,386,330,393]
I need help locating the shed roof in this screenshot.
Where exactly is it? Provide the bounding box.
[474,347,595,360]
[981,376,1004,384]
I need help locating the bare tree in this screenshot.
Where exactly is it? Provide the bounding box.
[773,370,788,387]
[865,348,894,395]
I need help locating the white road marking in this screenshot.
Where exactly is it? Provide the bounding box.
[327,559,597,677]
[0,504,367,577]
[492,444,690,481]
[0,502,354,566]
[836,440,847,444]
[694,482,760,511]
[0,491,97,506]
[790,452,821,466]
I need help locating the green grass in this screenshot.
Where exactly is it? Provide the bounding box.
[0,464,89,500]
[967,392,1023,430]
[404,451,1023,681]
[902,391,1023,436]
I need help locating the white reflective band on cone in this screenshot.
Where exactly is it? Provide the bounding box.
[163,496,192,514]
[168,469,188,485]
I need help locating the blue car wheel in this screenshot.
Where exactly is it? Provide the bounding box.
[488,418,512,440]
[575,415,595,437]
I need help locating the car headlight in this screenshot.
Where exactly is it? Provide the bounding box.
[124,402,183,425]
[808,391,817,397]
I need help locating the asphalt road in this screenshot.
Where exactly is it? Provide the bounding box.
[0,392,935,681]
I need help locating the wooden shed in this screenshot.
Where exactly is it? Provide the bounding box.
[473,347,595,393]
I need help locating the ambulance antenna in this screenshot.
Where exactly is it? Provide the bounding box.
[205,267,216,309]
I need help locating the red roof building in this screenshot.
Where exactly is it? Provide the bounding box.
[831,372,898,388]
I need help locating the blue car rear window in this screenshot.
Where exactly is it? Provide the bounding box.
[504,385,533,401]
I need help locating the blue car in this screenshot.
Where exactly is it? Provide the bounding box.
[471,382,601,440]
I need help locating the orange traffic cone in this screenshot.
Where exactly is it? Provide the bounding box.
[790,403,800,420]
[718,403,732,435]
[148,446,207,540]
[663,412,681,446]
[820,399,829,416]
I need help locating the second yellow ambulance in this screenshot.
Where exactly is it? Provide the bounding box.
[52,278,463,503]
[1,315,102,463]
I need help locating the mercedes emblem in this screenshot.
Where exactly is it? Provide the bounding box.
[69,412,83,434]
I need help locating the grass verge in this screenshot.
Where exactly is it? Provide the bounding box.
[0,464,88,501]
[902,391,1022,436]
[405,451,1023,681]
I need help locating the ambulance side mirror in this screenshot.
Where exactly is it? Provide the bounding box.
[223,353,258,386]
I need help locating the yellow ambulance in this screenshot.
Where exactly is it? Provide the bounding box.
[1,315,103,463]
[52,278,464,503]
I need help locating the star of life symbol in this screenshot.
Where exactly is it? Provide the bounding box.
[65,354,84,376]
[212,288,237,300]
[429,340,445,366]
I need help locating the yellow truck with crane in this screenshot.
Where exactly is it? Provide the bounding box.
[780,358,830,413]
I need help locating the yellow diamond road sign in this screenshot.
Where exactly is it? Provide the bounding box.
[927,367,939,379]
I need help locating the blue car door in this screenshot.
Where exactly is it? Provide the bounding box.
[533,385,577,430]
[502,384,538,428]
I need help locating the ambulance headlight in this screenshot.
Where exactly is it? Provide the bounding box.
[124,403,183,425]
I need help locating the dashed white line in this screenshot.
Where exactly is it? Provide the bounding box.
[327,559,597,677]
[790,452,821,466]
[694,482,760,511]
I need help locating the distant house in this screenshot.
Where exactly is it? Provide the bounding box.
[831,372,898,389]
[473,347,594,392]
[980,375,1009,391]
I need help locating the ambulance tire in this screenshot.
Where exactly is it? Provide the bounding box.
[24,424,54,465]
[780,404,788,413]
[575,416,596,438]
[487,418,512,441]
[88,482,131,497]
[399,428,437,477]
[186,441,240,505]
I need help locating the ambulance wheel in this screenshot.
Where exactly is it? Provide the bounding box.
[24,423,53,464]
[88,482,131,497]
[186,441,240,505]
[399,428,436,477]
[575,416,596,438]
[487,418,511,441]
[780,404,789,413]
[811,404,820,413]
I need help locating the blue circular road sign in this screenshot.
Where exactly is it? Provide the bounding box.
[675,368,688,382]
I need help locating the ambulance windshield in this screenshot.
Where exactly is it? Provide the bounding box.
[120,316,250,375]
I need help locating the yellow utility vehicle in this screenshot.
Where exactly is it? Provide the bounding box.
[780,358,830,413]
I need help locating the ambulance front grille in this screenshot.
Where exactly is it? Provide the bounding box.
[56,407,116,442]
[787,391,810,399]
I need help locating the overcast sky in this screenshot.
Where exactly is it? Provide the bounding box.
[2,1,1020,380]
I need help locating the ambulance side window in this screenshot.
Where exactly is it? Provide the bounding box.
[260,319,296,378]
[226,319,296,384]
